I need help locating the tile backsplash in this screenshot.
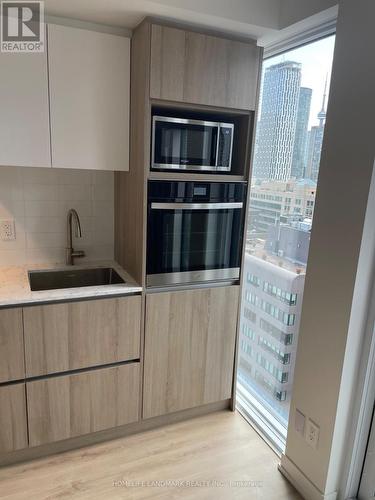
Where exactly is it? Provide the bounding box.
[0,167,114,267]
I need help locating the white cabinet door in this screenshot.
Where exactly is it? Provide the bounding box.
[48,25,130,171]
[0,38,51,167]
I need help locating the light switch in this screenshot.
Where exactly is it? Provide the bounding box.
[295,409,305,436]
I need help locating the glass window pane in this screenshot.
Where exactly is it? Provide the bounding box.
[236,35,335,449]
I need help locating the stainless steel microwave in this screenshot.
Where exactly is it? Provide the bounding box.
[151,116,234,172]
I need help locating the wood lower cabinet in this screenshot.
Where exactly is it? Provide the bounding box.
[0,308,25,383]
[143,286,239,418]
[23,296,141,377]
[0,384,28,453]
[27,363,140,447]
[150,24,260,110]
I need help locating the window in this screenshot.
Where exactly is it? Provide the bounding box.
[244,307,256,323]
[243,323,256,340]
[236,35,335,451]
[260,300,295,326]
[263,281,298,305]
[241,340,253,357]
[247,273,261,287]
[258,336,291,364]
[259,318,293,345]
[255,353,289,383]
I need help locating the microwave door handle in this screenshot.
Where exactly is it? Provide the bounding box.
[215,124,220,170]
[151,202,243,210]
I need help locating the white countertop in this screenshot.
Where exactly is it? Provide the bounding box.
[0,261,142,308]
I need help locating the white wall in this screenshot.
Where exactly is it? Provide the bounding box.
[0,167,114,267]
[149,0,281,29]
[44,0,338,41]
[279,0,337,28]
[280,0,375,498]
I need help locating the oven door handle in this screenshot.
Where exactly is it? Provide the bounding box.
[150,202,243,210]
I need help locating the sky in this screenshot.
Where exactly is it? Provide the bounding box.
[261,35,336,129]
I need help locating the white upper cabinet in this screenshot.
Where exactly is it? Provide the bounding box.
[48,25,130,171]
[0,38,51,167]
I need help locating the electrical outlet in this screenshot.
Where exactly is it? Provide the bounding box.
[0,220,16,241]
[306,419,319,449]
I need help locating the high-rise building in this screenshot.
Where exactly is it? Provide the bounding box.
[306,78,328,182]
[238,253,305,423]
[291,87,312,179]
[252,61,302,181]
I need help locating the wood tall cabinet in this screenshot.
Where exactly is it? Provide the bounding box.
[143,286,240,418]
[150,24,260,110]
[115,19,261,281]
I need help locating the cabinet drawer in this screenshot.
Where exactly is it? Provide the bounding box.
[0,383,28,453]
[27,363,140,447]
[0,308,25,383]
[24,296,141,377]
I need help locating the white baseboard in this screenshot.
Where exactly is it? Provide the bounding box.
[279,454,338,500]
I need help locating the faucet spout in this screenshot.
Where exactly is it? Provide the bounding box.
[66,209,85,265]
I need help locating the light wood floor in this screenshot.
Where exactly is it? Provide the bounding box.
[0,411,301,499]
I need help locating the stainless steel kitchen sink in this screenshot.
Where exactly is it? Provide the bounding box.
[28,267,126,291]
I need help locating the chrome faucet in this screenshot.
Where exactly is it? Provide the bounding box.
[66,209,85,265]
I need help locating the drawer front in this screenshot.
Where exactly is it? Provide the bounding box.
[27,363,140,447]
[24,296,141,377]
[0,383,28,453]
[0,308,25,383]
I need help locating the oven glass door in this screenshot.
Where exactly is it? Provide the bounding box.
[153,118,219,170]
[147,203,244,285]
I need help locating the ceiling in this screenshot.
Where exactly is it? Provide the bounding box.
[43,0,337,41]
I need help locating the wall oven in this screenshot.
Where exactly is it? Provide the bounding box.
[152,116,234,172]
[147,180,247,287]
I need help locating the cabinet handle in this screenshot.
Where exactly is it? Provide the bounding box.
[151,202,243,210]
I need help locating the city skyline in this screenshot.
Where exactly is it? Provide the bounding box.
[253,51,331,182]
[238,36,336,427]
[261,36,335,129]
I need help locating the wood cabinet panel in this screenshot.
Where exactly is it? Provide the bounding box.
[150,24,260,110]
[150,24,186,102]
[27,363,140,447]
[48,24,130,171]
[115,21,150,285]
[0,308,25,383]
[24,296,141,377]
[0,384,28,453]
[143,286,239,418]
[0,37,50,167]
